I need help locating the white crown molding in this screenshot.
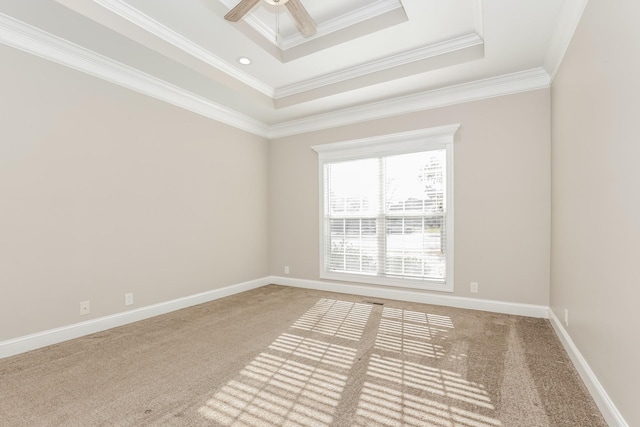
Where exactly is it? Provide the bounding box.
[270,276,549,318]
[92,0,274,97]
[0,277,271,359]
[217,0,278,46]
[0,13,270,138]
[218,0,403,51]
[274,33,484,99]
[269,67,551,138]
[544,0,589,81]
[0,12,550,140]
[99,0,417,100]
[279,0,403,50]
[473,0,484,38]
[548,309,629,427]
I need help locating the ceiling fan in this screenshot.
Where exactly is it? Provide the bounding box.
[224,0,317,38]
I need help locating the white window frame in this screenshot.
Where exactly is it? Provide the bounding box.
[312,124,459,292]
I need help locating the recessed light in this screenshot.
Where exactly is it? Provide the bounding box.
[237,57,251,65]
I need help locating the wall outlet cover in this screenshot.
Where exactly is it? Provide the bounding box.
[80,301,90,315]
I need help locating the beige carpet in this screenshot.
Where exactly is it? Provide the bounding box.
[0,285,607,426]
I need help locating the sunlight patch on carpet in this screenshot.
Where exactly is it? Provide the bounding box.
[366,355,494,409]
[199,352,348,426]
[269,333,357,369]
[354,381,502,427]
[375,307,451,358]
[291,298,372,341]
[200,297,502,427]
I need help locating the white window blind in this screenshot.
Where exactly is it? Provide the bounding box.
[313,125,458,291]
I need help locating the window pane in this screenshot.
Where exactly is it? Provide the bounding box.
[385,215,446,280]
[345,219,360,236]
[384,150,446,215]
[320,140,450,287]
[325,158,379,216]
[327,218,378,275]
[328,219,345,271]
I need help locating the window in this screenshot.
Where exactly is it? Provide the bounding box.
[312,125,458,291]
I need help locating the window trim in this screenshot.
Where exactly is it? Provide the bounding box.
[312,124,459,292]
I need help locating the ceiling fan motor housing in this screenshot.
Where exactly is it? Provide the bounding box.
[264,0,290,5]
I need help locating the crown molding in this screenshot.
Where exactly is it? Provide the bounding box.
[544,0,589,81]
[0,13,270,138]
[279,0,403,50]
[92,0,274,97]
[269,67,551,138]
[0,12,550,140]
[218,0,402,51]
[102,0,411,99]
[274,33,484,99]
[66,1,481,108]
[473,0,484,38]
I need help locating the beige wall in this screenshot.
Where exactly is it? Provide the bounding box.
[270,90,551,306]
[0,45,269,341]
[550,1,640,425]
[2,1,635,421]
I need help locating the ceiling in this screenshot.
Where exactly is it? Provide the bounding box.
[0,0,587,137]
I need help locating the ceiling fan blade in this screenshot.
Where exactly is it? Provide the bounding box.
[285,0,317,37]
[224,0,261,22]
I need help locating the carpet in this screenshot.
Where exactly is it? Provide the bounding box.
[0,285,607,426]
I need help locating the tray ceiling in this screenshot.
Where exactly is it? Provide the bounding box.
[0,0,586,137]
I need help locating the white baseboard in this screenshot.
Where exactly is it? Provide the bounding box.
[269,276,550,318]
[0,277,271,359]
[3,275,625,426]
[272,276,628,424]
[549,309,629,427]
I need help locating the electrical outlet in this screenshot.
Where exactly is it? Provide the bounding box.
[470,282,479,293]
[80,301,90,315]
[564,309,569,327]
[284,266,290,275]
[125,293,133,306]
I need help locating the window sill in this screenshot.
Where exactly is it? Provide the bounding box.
[320,271,454,293]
